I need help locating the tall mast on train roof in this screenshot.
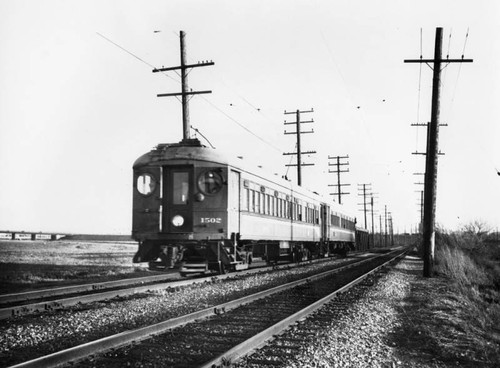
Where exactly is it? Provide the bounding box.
[153,30,214,142]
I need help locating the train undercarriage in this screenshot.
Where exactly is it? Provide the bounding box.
[133,238,355,275]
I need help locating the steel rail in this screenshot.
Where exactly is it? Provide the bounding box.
[0,251,375,320]
[6,251,396,368]
[202,248,408,368]
[0,273,178,305]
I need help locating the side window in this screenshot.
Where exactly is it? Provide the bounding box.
[242,188,249,211]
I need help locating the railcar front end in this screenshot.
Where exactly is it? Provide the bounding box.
[132,139,250,273]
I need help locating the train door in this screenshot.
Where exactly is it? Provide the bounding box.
[133,167,162,234]
[320,204,330,243]
[228,170,240,237]
[163,166,193,233]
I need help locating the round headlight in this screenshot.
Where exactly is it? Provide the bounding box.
[172,215,185,227]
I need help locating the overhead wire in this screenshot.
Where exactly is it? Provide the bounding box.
[96,31,283,154]
[157,30,284,154]
[450,28,470,105]
[170,31,285,156]
[414,28,424,174]
[285,143,298,177]
[96,32,179,84]
[199,95,283,152]
[160,29,268,116]
[443,28,497,175]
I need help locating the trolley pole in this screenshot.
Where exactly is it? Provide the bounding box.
[405,27,472,277]
[153,30,214,142]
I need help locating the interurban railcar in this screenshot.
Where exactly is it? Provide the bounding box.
[132,139,364,275]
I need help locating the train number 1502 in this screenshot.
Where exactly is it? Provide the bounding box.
[200,217,222,224]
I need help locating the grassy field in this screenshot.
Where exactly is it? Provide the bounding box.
[0,240,149,294]
[416,226,500,365]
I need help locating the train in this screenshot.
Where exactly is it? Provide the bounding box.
[131,138,370,276]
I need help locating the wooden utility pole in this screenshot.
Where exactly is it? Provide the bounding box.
[153,30,214,141]
[384,205,388,247]
[419,190,424,232]
[405,27,473,277]
[357,183,372,229]
[379,214,383,247]
[370,196,375,248]
[284,109,315,186]
[388,212,394,246]
[328,155,350,204]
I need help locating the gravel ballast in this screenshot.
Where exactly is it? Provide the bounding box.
[239,254,499,368]
[4,253,493,367]
[0,257,361,367]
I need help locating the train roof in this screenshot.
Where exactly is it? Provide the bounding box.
[133,139,229,168]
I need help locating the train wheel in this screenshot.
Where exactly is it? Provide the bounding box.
[219,262,228,274]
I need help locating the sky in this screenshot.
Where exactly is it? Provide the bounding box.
[0,0,499,235]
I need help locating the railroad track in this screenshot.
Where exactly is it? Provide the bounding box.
[6,248,407,368]
[0,252,373,320]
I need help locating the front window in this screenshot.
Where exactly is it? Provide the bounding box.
[197,170,223,195]
[173,172,189,204]
[137,173,156,196]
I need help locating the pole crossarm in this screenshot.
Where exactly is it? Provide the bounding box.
[285,120,314,125]
[157,90,212,97]
[328,183,350,187]
[286,163,315,167]
[283,151,316,156]
[152,61,214,73]
[284,130,314,135]
[411,123,448,127]
[404,58,473,63]
[284,109,314,114]
[412,151,445,156]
